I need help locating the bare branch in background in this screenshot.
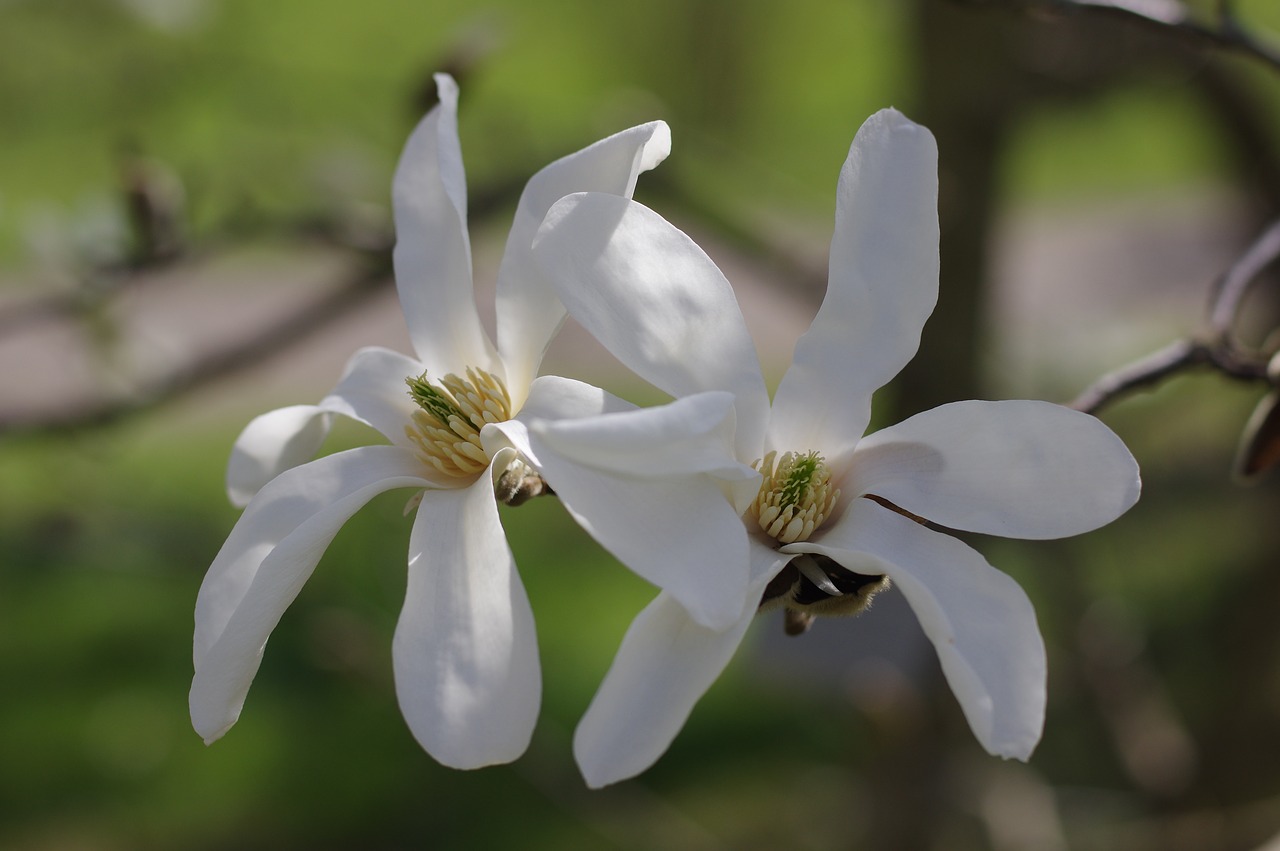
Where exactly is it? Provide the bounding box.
[1069,339,1208,413]
[0,114,533,440]
[1070,219,1280,413]
[0,255,392,438]
[1210,219,1280,332]
[985,0,1280,74]
[0,141,195,337]
[0,176,402,439]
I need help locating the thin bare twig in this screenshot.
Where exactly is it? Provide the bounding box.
[0,255,392,438]
[0,251,191,337]
[1209,218,1280,332]
[0,158,536,436]
[1070,340,1205,413]
[1071,219,1280,413]
[1007,0,1280,74]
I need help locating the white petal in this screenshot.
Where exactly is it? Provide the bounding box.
[848,400,1141,539]
[392,73,499,375]
[517,374,638,422]
[574,544,785,788]
[225,405,334,508]
[316,346,428,447]
[485,375,637,471]
[536,192,769,462]
[393,468,541,768]
[528,391,755,483]
[224,347,442,507]
[791,499,1045,759]
[768,109,939,458]
[496,393,762,628]
[191,446,433,744]
[495,121,672,404]
[524,444,753,630]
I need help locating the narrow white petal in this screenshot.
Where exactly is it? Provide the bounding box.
[526,441,753,630]
[225,405,334,508]
[316,346,428,447]
[506,392,765,627]
[484,375,637,473]
[575,596,753,788]
[392,73,499,375]
[503,391,765,628]
[791,499,1046,759]
[496,121,672,404]
[768,109,939,458]
[517,374,639,422]
[529,391,754,482]
[224,347,445,507]
[191,446,433,743]
[393,470,540,768]
[536,192,769,462]
[575,544,785,788]
[848,400,1141,539]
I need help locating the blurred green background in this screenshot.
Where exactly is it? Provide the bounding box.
[3,1,1280,849]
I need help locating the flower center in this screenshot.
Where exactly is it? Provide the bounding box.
[748,450,840,544]
[404,367,511,477]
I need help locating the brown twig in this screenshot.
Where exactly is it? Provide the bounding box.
[1071,219,1280,413]
[0,254,392,438]
[995,0,1280,74]
[1209,219,1280,332]
[1070,340,1206,413]
[0,163,530,438]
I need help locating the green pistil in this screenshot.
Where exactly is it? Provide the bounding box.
[779,451,822,508]
[406,372,464,426]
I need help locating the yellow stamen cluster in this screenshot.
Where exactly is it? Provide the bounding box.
[749,450,839,544]
[405,367,511,477]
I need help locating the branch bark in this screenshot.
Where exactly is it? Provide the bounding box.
[985,0,1280,74]
[0,255,392,438]
[1070,219,1280,413]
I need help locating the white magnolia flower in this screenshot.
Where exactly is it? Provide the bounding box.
[190,74,758,770]
[533,108,1142,787]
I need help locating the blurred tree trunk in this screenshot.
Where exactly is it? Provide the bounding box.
[869,3,1179,846]
[893,0,1022,421]
[862,3,1027,847]
[878,4,1280,848]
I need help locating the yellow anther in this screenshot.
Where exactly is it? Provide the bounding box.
[405,367,511,478]
[748,450,839,544]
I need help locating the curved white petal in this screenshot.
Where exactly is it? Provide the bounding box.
[224,347,443,507]
[393,466,540,769]
[768,109,939,458]
[536,192,769,462]
[225,405,335,508]
[496,121,672,404]
[525,445,753,630]
[191,445,433,743]
[316,346,427,447]
[494,393,762,628]
[486,375,637,470]
[574,595,753,788]
[848,400,1141,539]
[790,499,1045,760]
[517,374,638,422]
[528,391,754,483]
[574,545,785,788]
[392,73,499,375]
